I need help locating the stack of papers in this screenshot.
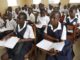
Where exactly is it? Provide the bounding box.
[36,39,65,51]
[0,37,19,49]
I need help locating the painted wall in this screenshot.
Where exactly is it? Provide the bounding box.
[0,0,26,14]
[25,0,70,7]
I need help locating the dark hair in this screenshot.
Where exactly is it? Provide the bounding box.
[69,6,76,13]
[50,11,61,19]
[18,12,27,20]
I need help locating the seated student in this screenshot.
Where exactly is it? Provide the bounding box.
[64,7,78,26]
[13,8,20,20]
[27,7,35,23]
[0,13,17,39]
[63,7,80,40]
[47,4,53,15]
[3,12,35,60]
[5,13,17,30]
[36,9,50,42]
[44,11,72,60]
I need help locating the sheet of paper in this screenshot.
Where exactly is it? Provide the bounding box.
[4,37,19,49]
[36,39,53,51]
[51,42,65,51]
[36,39,65,51]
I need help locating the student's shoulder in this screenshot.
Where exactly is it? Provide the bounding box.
[27,24,33,29]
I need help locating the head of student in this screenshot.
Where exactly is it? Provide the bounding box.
[17,12,27,25]
[69,7,76,19]
[50,11,61,27]
[40,9,47,17]
[28,7,33,14]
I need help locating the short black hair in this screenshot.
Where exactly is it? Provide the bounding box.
[50,11,60,19]
[18,12,27,20]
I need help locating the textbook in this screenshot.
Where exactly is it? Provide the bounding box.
[36,39,65,51]
[0,37,19,49]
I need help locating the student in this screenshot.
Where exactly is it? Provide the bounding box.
[27,7,35,23]
[36,9,50,42]
[47,4,53,15]
[13,8,20,20]
[44,11,72,60]
[64,7,78,25]
[3,12,35,60]
[5,13,17,31]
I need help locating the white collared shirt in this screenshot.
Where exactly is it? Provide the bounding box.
[64,16,77,25]
[44,22,67,40]
[27,13,35,23]
[18,21,35,39]
[36,15,50,28]
[6,19,17,30]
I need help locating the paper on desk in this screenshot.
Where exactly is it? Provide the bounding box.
[36,39,65,51]
[0,37,19,49]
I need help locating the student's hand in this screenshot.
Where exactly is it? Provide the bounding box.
[48,48,59,56]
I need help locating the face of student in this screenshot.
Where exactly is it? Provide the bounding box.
[69,9,75,19]
[50,13,60,27]
[17,15,25,25]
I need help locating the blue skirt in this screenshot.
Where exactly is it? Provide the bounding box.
[7,42,33,60]
[46,40,73,60]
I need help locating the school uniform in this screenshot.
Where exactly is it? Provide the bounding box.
[44,22,72,60]
[5,19,17,30]
[64,16,78,25]
[7,21,35,60]
[36,15,50,42]
[27,13,35,23]
[47,8,53,15]
[13,11,19,20]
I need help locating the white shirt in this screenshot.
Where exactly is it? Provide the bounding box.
[44,22,67,40]
[36,15,50,28]
[27,13,35,23]
[18,21,35,39]
[13,11,18,20]
[6,19,17,30]
[47,9,53,14]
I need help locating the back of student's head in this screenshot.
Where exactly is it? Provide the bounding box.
[40,9,47,16]
[18,12,27,20]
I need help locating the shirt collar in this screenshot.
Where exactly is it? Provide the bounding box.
[18,21,28,32]
[49,22,61,32]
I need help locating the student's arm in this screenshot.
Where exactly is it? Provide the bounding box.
[44,27,59,42]
[3,32,16,40]
[44,33,59,42]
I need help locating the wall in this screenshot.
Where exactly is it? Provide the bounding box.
[0,0,26,14]
[25,0,70,7]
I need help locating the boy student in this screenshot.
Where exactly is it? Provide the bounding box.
[44,11,72,60]
[2,12,35,60]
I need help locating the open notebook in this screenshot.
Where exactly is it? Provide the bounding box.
[0,37,19,49]
[36,39,65,51]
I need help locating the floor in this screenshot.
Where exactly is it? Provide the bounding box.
[0,39,80,60]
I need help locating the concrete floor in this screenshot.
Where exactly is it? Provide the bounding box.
[0,39,80,60]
